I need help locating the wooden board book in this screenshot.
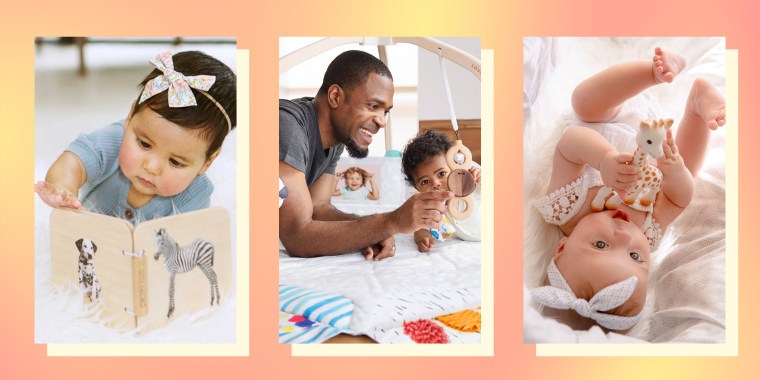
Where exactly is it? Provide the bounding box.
[50,207,232,332]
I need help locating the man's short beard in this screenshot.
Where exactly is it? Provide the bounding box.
[343,138,369,158]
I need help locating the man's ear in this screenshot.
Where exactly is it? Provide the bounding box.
[555,237,567,259]
[327,84,343,108]
[199,150,220,174]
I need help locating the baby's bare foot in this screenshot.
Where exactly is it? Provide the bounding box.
[688,78,726,130]
[653,47,686,83]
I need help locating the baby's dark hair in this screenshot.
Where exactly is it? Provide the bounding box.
[402,129,452,187]
[317,50,393,98]
[133,51,237,159]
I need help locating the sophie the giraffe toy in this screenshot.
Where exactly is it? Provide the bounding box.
[591,118,674,211]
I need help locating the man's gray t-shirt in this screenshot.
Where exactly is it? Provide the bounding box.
[279,97,344,187]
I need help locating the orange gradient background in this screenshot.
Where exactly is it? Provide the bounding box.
[1,0,759,379]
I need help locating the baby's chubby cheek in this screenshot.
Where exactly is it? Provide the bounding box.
[155,172,196,197]
[118,146,138,177]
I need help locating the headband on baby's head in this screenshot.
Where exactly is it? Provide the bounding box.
[530,259,642,330]
[139,51,232,133]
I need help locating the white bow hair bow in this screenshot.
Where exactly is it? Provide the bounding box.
[530,259,642,330]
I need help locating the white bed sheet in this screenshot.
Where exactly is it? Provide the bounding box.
[523,37,726,343]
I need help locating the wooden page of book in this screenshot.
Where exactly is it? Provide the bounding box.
[133,207,232,331]
[50,209,137,331]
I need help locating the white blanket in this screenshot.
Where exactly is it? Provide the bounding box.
[280,165,482,343]
[523,37,726,343]
[279,230,481,343]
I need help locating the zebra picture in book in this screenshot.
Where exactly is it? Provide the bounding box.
[153,228,220,318]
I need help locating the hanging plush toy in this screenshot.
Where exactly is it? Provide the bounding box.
[591,118,673,211]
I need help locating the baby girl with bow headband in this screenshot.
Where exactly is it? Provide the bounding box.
[530,47,726,333]
[36,51,236,221]
[531,252,643,331]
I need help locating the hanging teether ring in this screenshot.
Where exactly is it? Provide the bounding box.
[445,140,472,171]
[446,141,475,219]
[447,193,474,220]
[438,47,476,220]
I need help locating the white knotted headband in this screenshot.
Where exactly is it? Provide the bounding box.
[139,51,232,133]
[530,259,642,330]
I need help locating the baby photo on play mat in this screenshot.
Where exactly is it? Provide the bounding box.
[523,37,726,343]
[333,164,381,201]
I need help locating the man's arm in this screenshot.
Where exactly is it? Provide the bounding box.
[279,161,452,258]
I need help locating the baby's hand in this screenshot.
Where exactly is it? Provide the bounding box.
[656,130,686,175]
[417,236,435,252]
[414,229,435,252]
[468,167,481,185]
[599,150,640,192]
[34,181,83,209]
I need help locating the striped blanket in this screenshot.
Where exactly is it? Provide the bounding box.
[278,285,354,343]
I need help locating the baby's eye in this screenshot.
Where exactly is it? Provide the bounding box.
[421,179,429,186]
[593,241,607,249]
[630,252,643,262]
[438,171,448,177]
[137,138,151,149]
[169,158,186,168]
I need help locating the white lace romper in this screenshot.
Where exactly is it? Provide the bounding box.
[532,121,663,250]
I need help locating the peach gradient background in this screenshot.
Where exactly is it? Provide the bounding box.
[1,0,759,379]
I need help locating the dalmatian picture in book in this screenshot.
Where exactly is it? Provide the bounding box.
[75,238,101,302]
[50,207,231,332]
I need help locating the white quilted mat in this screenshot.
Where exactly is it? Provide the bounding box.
[279,227,481,341]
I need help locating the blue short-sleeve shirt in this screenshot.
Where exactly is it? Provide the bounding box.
[66,121,213,223]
